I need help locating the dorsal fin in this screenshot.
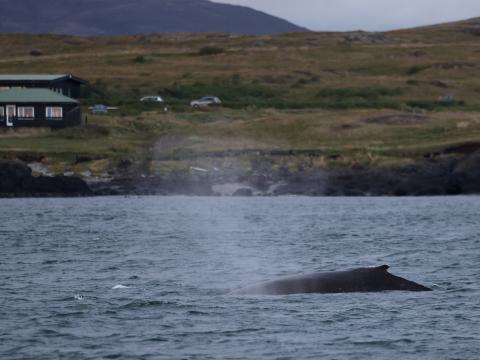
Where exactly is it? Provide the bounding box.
[377,265,390,271]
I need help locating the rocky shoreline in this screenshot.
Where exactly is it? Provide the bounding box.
[2,151,480,198]
[0,160,92,197]
[91,150,480,197]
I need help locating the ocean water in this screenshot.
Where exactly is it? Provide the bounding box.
[1,196,479,360]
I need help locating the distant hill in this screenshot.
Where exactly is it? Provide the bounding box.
[420,16,480,36]
[0,0,307,35]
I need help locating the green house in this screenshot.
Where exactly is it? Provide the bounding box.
[0,88,82,128]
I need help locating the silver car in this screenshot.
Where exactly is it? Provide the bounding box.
[190,96,222,108]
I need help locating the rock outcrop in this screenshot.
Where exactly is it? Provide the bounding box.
[0,160,92,197]
[273,152,480,196]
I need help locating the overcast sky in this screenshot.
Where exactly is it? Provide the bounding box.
[212,0,480,31]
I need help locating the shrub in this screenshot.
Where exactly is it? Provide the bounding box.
[133,55,147,63]
[406,100,466,110]
[29,49,43,56]
[198,46,225,56]
[407,65,430,75]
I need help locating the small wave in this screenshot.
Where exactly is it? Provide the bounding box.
[49,311,85,319]
[119,300,176,310]
[42,260,59,265]
[353,338,414,347]
[103,353,123,359]
[445,287,473,294]
[178,328,265,337]
[74,294,85,301]
[39,329,62,337]
[145,336,169,343]
[187,310,209,316]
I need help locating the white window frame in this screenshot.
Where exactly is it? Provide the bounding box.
[17,106,35,120]
[46,107,63,120]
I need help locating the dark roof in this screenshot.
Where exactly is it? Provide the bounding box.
[0,74,87,84]
[0,88,79,103]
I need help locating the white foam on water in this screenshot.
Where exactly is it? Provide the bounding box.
[112,285,130,290]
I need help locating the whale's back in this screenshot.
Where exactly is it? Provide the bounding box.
[234,265,431,295]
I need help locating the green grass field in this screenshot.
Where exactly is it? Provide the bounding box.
[1,18,480,175]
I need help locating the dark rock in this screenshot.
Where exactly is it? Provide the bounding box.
[17,153,45,163]
[250,173,270,191]
[92,152,480,197]
[273,170,328,195]
[444,142,480,155]
[233,188,253,197]
[449,151,480,194]
[75,155,95,164]
[0,160,92,197]
[117,158,133,170]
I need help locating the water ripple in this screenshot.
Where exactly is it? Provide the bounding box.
[1,196,479,360]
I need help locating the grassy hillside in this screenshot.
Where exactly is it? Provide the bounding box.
[1,19,480,177]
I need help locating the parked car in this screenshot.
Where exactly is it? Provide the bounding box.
[140,95,164,103]
[89,104,119,114]
[190,96,222,108]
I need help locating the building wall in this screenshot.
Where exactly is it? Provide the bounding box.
[0,103,82,128]
[50,80,82,99]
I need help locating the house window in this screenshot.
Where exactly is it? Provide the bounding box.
[17,107,35,120]
[0,107,4,121]
[46,107,63,119]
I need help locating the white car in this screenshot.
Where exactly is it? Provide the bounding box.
[190,96,222,108]
[140,96,164,103]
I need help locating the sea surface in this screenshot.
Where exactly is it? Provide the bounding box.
[1,196,479,360]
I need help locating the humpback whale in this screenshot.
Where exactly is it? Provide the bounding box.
[235,265,431,295]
